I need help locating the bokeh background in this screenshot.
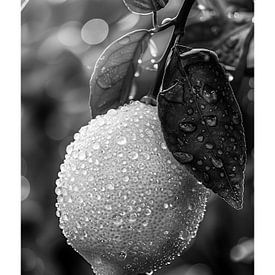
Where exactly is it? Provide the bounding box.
[21,0,254,275]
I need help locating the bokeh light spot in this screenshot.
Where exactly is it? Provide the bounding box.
[57,21,82,48]
[185,263,213,275]
[230,239,254,262]
[81,19,109,45]
[21,176,31,201]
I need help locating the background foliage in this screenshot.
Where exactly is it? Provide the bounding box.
[21,0,254,274]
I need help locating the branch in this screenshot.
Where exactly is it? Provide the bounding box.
[152,0,196,98]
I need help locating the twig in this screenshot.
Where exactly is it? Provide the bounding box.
[152,11,158,29]
[152,0,196,98]
[21,0,30,11]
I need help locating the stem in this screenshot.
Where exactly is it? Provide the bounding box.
[152,0,196,98]
[152,11,158,29]
[21,0,30,11]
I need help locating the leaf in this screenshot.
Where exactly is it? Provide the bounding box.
[123,0,169,14]
[182,12,254,70]
[89,30,151,118]
[157,45,246,210]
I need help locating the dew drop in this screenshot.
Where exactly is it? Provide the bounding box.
[128,151,138,160]
[145,208,152,216]
[78,151,86,160]
[205,115,217,127]
[173,152,194,163]
[205,143,214,149]
[211,157,223,168]
[129,213,137,223]
[117,136,127,145]
[161,142,167,150]
[119,250,127,260]
[55,187,62,196]
[202,88,218,104]
[105,204,112,211]
[187,108,194,115]
[112,214,123,226]
[106,183,114,190]
[179,122,197,133]
[197,135,204,142]
[92,143,100,150]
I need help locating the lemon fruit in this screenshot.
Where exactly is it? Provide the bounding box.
[55,101,210,275]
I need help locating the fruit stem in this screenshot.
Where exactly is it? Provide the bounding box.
[152,0,196,98]
[152,11,158,29]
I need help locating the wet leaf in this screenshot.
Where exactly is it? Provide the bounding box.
[157,46,246,209]
[89,30,151,118]
[123,0,169,14]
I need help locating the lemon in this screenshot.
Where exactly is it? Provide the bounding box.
[55,101,209,275]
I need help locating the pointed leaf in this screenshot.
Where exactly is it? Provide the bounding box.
[157,46,246,210]
[89,30,151,118]
[123,0,169,14]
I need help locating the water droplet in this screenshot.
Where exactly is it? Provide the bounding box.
[119,250,127,260]
[205,115,217,127]
[197,160,203,165]
[106,183,114,190]
[205,143,214,149]
[145,208,151,216]
[173,152,194,163]
[105,204,112,211]
[138,163,145,170]
[197,135,204,142]
[129,213,137,223]
[179,122,197,133]
[202,87,218,104]
[112,214,123,226]
[128,151,138,160]
[187,108,194,115]
[92,143,100,150]
[78,151,86,160]
[161,142,167,150]
[211,157,223,168]
[117,136,127,145]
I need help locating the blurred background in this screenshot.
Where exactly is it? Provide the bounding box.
[21,0,254,274]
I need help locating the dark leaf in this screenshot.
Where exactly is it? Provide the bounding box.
[89,30,151,118]
[157,46,246,210]
[123,0,169,14]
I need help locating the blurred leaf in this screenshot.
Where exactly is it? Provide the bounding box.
[182,10,254,69]
[89,29,151,118]
[158,46,246,210]
[123,0,169,14]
